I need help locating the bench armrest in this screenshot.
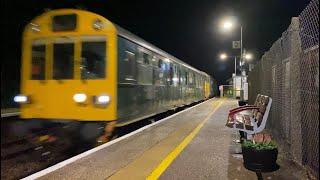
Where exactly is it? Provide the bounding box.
[229,105,257,113]
[229,107,259,116]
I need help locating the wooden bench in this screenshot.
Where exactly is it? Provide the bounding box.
[226,94,272,139]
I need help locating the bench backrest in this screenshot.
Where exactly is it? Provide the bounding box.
[253,94,261,106]
[254,95,272,132]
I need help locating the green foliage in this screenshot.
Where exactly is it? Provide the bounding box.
[242,139,277,150]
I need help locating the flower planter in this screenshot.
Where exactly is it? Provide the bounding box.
[241,146,279,172]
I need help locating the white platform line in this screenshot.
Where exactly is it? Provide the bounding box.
[21,98,215,180]
[1,112,20,118]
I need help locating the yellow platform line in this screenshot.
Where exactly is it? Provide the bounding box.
[147,99,224,180]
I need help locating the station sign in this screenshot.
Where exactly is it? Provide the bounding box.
[232,41,241,49]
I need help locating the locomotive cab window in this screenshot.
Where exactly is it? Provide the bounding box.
[81,41,106,79]
[31,44,45,80]
[53,43,74,79]
[52,14,77,31]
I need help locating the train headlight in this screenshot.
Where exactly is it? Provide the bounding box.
[14,95,30,104]
[73,93,87,103]
[93,94,110,106]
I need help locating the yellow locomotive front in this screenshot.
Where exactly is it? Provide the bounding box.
[16,9,117,122]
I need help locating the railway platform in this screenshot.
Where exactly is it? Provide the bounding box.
[23,98,308,180]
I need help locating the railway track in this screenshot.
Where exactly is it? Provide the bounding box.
[1,139,35,160]
[1,115,73,180]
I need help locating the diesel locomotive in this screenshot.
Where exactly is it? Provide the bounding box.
[14,9,217,143]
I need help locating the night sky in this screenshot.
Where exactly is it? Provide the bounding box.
[1,0,311,106]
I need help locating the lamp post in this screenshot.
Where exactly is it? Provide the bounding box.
[240,26,243,68]
[220,53,253,76]
[219,52,253,99]
[221,19,243,70]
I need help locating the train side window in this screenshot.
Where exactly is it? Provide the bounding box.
[143,53,150,65]
[185,71,188,85]
[137,50,153,85]
[53,43,74,79]
[153,56,163,84]
[172,64,179,86]
[31,44,45,80]
[158,59,163,68]
[177,68,180,85]
[169,64,174,85]
[151,56,158,68]
[156,59,165,85]
[124,51,136,80]
[188,72,193,85]
[81,41,106,79]
[136,50,143,64]
[196,74,199,88]
[195,74,199,88]
[152,56,157,84]
[201,76,203,88]
[179,69,183,85]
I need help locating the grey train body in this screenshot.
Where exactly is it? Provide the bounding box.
[115,26,216,126]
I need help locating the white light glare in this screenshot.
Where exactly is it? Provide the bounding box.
[164,58,170,63]
[245,53,253,60]
[223,21,233,30]
[97,95,110,104]
[73,93,87,103]
[220,53,227,60]
[14,95,28,103]
[172,77,179,82]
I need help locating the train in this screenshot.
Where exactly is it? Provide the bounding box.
[14,9,217,144]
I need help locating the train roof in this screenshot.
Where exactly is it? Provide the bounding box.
[115,25,209,77]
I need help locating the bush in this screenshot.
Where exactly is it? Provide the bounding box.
[242,133,277,150]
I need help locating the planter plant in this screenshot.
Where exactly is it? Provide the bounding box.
[241,133,279,173]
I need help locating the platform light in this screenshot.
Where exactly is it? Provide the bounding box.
[73,93,87,103]
[222,21,233,30]
[14,95,29,103]
[244,53,253,60]
[220,17,236,32]
[220,53,228,60]
[94,94,111,106]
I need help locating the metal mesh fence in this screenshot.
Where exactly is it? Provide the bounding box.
[247,0,319,178]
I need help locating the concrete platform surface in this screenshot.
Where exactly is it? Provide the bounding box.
[26,98,309,180]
